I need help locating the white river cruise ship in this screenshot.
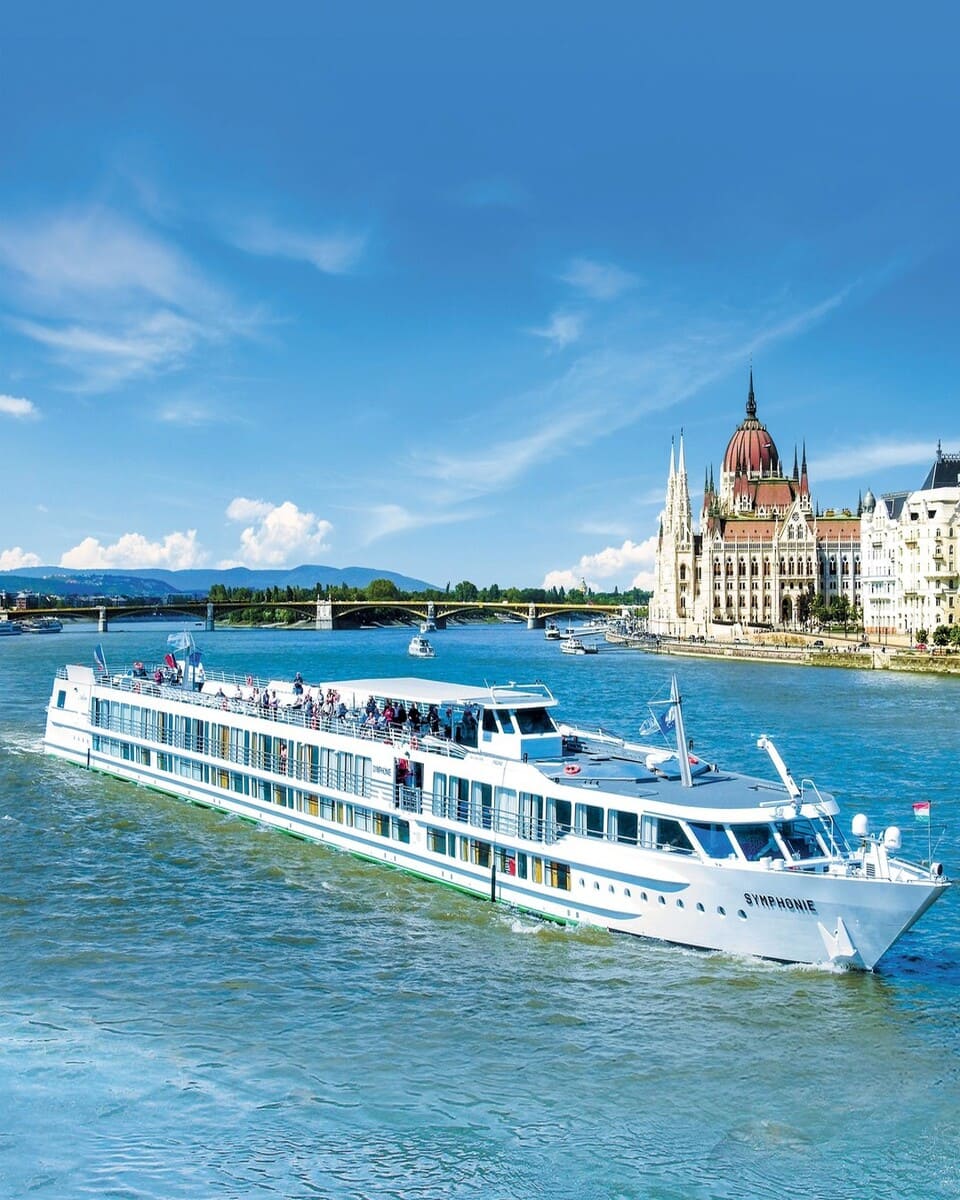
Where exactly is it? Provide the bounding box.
[43,645,950,969]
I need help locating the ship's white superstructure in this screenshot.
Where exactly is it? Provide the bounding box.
[43,650,950,969]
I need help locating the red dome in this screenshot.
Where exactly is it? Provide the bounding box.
[722,373,779,475]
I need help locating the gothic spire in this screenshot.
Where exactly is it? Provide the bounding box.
[746,367,756,419]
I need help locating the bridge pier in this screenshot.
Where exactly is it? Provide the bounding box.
[316,597,334,631]
[205,602,215,632]
[527,603,544,630]
[98,606,108,633]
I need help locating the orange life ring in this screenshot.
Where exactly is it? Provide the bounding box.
[133,682,141,693]
[564,763,580,775]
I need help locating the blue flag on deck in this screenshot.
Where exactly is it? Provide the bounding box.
[639,702,676,739]
[94,643,107,674]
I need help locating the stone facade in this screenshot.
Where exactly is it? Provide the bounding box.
[860,447,960,640]
[650,374,861,638]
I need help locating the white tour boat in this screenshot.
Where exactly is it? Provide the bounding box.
[0,620,23,636]
[560,636,598,655]
[43,652,950,969]
[408,634,436,658]
[20,617,63,634]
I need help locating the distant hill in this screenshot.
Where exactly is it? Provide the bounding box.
[1,564,437,598]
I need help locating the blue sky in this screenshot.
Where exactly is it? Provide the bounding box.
[1,3,958,591]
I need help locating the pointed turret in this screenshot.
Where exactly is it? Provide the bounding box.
[746,367,756,419]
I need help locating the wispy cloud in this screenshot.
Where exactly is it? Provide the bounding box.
[0,546,42,569]
[813,438,949,482]
[415,285,856,507]
[228,219,366,275]
[527,310,583,350]
[60,530,206,570]
[359,503,475,545]
[0,207,250,389]
[223,498,333,567]
[561,257,638,301]
[0,393,38,418]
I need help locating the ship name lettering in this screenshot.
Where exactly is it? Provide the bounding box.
[743,892,817,914]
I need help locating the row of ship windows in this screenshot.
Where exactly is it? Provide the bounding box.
[425,827,571,888]
[92,735,410,842]
[579,878,749,919]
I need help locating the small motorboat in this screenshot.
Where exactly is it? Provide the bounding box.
[544,621,561,640]
[408,634,436,658]
[561,636,598,655]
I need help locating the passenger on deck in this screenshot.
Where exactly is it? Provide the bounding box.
[427,704,440,735]
[408,703,421,732]
[382,701,395,726]
[303,693,314,720]
[365,695,377,716]
[292,672,303,697]
[395,702,407,729]
[461,706,477,745]
[153,668,163,685]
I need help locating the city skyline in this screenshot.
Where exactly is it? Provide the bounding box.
[2,5,958,591]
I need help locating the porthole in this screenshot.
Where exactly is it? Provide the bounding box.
[658,895,666,906]
[717,906,726,917]
[624,888,632,898]
[641,891,648,902]
[578,878,585,888]
[676,899,684,909]
[608,884,615,894]
[737,909,747,920]
[696,902,704,912]
[593,881,600,890]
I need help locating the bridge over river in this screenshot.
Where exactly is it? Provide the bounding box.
[10,599,636,633]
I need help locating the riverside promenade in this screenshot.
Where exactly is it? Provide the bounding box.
[606,632,960,675]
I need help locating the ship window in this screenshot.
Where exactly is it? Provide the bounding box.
[494,709,515,733]
[688,821,735,858]
[519,792,543,840]
[394,819,410,843]
[653,818,694,854]
[552,798,573,835]
[548,861,571,890]
[517,852,528,879]
[776,817,823,860]
[56,690,66,709]
[482,709,498,733]
[576,803,605,838]
[427,827,447,854]
[472,781,493,829]
[472,840,491,868]
[610,810,638,844]
[732,823,784,862]
[515,707,555,734]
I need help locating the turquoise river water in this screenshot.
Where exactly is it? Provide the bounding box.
[1,623,958,1199]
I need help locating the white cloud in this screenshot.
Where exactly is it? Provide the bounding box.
[813,438,950,483]
[229,219,366,275]
[0,393,38,418]
[527,311,583,350]
[0,546,42,569]
[0,207,249,389]
[360,502,475,545]
[226,496,275,522]
[59,530,206,570]
[543,536,658,592]
[224,498,333,566]
[561,257,638,301]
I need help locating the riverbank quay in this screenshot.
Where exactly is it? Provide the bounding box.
[606,632,960,676]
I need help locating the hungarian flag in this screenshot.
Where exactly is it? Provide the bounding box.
[164,653,177,670]
[913,801,931,823]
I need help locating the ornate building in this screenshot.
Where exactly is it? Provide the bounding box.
[860,445,960,640]
[650,373,861,638]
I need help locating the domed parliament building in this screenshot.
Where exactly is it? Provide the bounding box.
[650,372,861,638]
